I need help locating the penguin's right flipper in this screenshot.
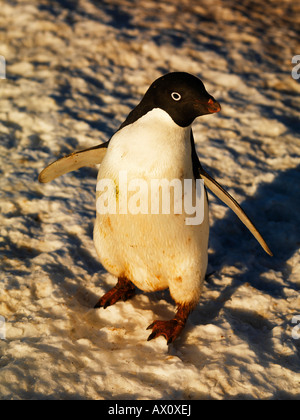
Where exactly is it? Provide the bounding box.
[199,166,273,256]
[38,141,109,183]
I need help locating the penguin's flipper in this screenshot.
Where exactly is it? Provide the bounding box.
[38,141,109,183]
[199,167,273,256]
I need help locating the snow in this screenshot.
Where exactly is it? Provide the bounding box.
[0,0,300,400]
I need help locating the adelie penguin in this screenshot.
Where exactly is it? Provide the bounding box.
[39,72,272,344]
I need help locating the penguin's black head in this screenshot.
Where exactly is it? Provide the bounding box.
[137,72,221,128]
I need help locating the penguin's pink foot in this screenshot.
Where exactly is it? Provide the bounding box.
[146,304,192,344]
[147,319,185,344]
[94,277,136,309]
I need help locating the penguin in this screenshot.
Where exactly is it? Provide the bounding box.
[39,72,272,344]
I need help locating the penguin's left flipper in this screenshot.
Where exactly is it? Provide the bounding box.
[38,141,109,183]
[199,166,273,256]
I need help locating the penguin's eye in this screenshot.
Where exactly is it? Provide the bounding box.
[171,92,181,101]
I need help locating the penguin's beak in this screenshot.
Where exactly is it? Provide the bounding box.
[207,97,221,113]
[193,96,221,117]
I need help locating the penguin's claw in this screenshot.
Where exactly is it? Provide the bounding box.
[94,277,135,309]
[146,319,185,344]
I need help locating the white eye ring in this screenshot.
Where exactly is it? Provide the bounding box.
[171,92,181,101]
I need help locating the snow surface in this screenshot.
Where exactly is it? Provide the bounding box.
[0,0,300,400]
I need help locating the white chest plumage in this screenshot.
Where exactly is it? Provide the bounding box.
[93,109,209,305]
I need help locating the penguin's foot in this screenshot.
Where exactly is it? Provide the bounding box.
[94,277,136,309]
[147,319,185,344]
[146,304,192,344]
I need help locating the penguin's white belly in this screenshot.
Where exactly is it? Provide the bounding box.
[93,109,209,305]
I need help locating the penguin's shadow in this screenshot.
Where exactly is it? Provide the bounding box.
[191,163,300,327]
